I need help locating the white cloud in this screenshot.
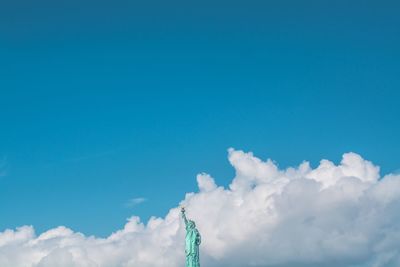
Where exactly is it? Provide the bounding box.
[1,148,400,267]
[125,197,147,208]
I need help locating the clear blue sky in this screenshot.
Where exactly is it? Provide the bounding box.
[0,0,399,236]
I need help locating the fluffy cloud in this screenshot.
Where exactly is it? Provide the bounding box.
[1,149,400,267]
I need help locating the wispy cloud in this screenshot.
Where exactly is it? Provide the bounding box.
[125,197,147,208]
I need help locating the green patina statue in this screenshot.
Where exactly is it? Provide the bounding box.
[181,207,201,267]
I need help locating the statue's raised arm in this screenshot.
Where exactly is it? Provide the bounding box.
[181,207,188,226]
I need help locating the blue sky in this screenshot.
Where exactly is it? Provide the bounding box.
[0,0,399,237]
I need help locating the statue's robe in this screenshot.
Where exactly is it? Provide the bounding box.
[185,224,201,267]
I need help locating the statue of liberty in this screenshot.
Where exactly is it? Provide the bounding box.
[181,207,201,267]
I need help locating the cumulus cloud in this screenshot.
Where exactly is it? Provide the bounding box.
[1,149,400,267]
